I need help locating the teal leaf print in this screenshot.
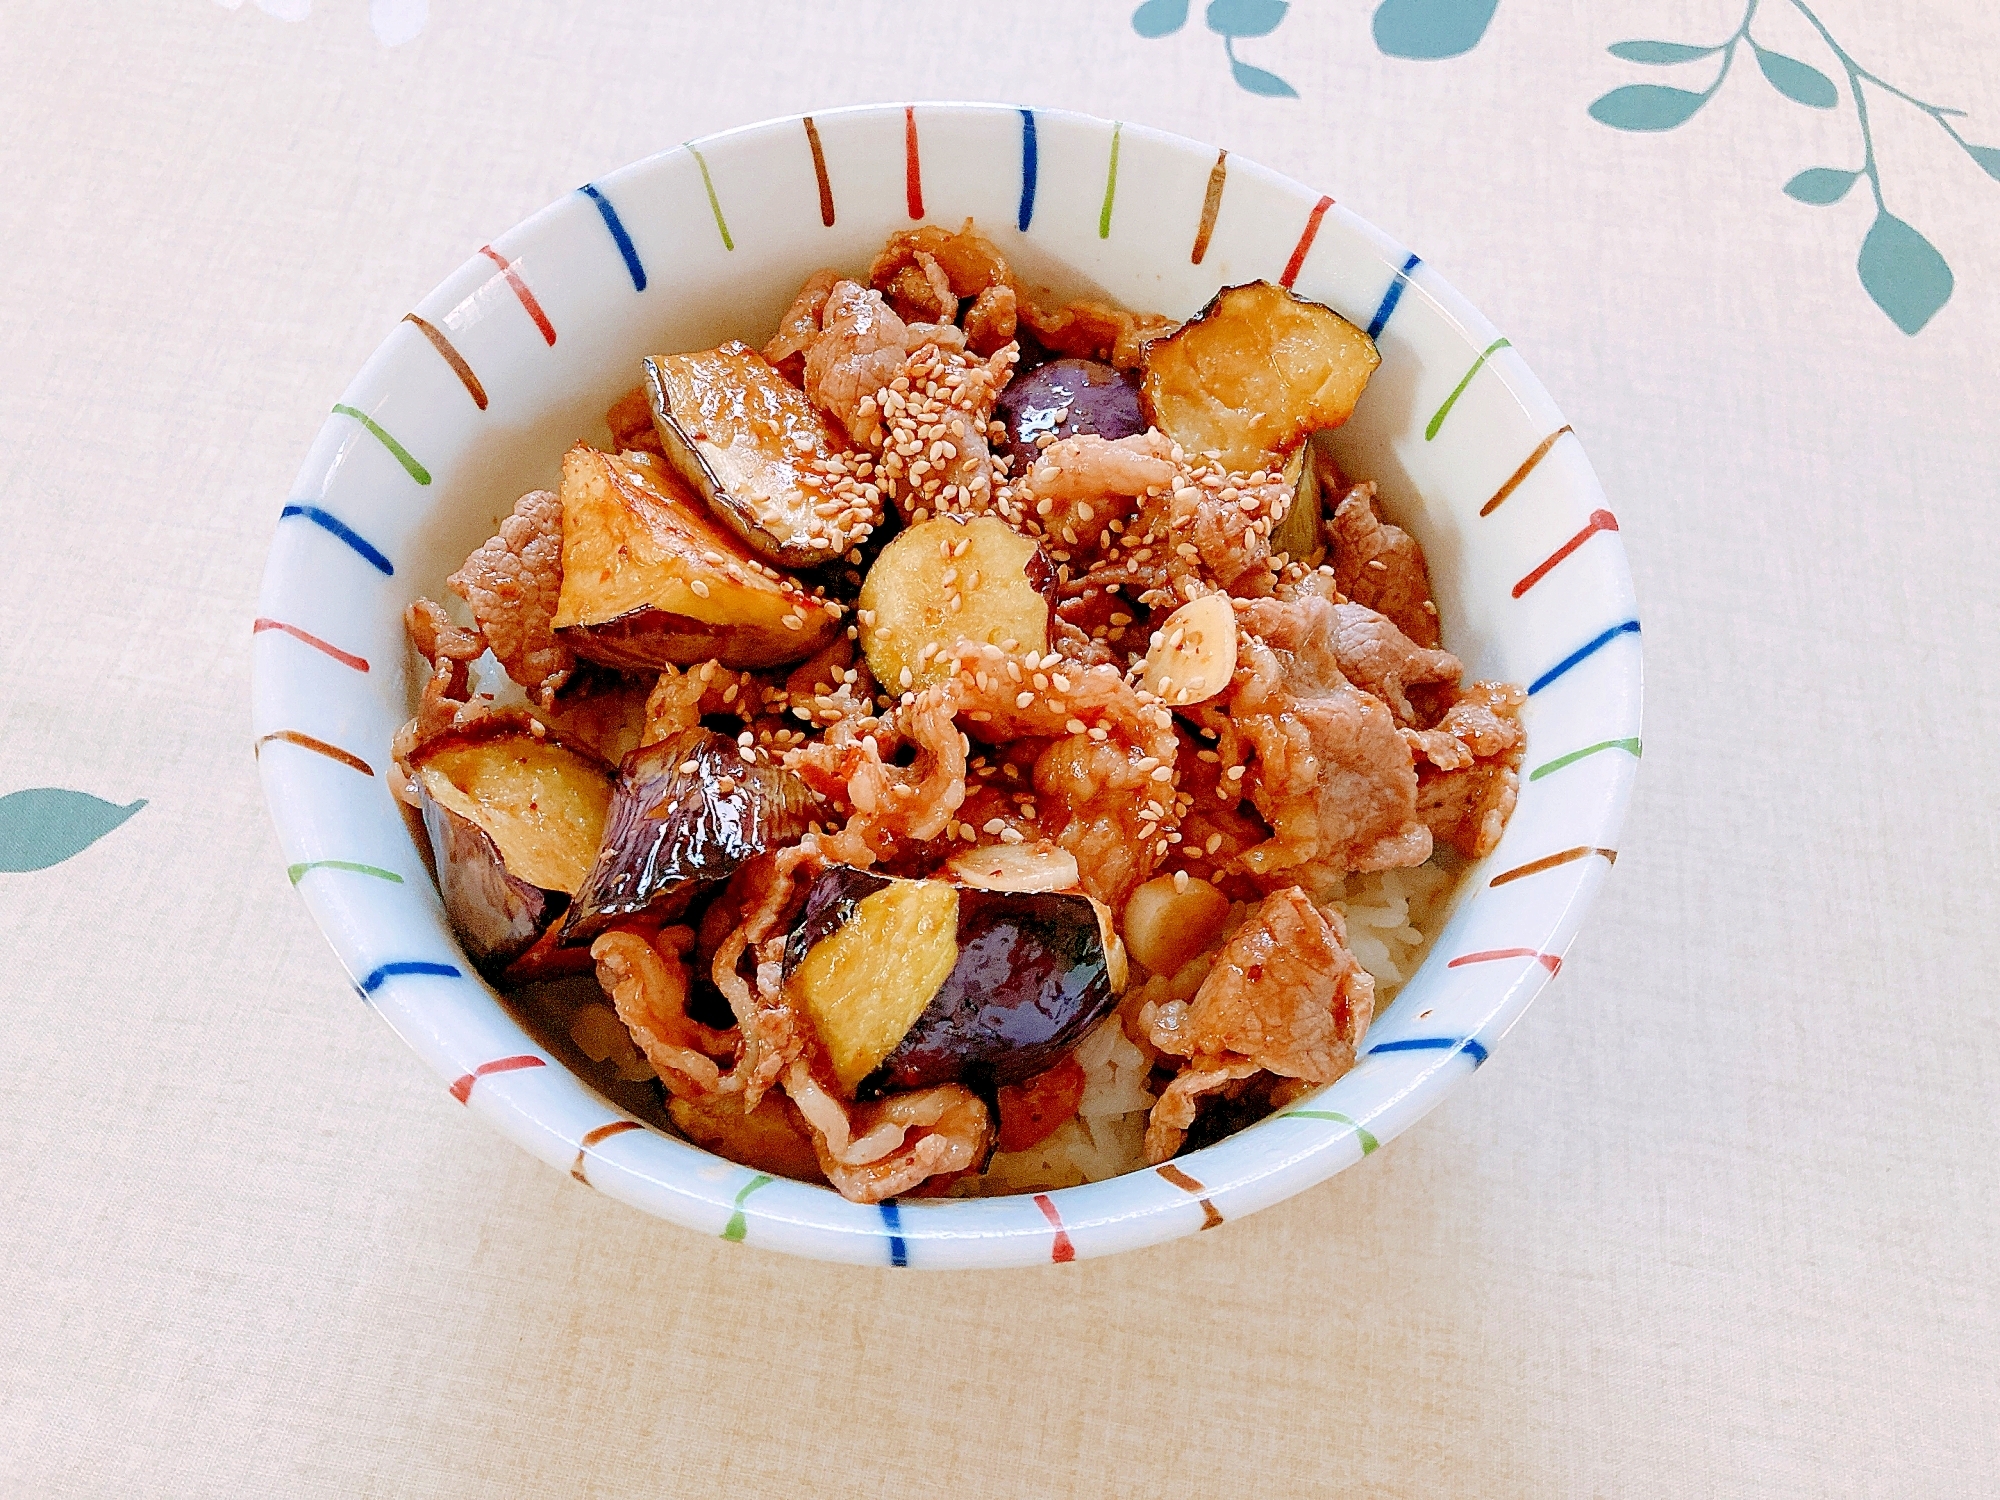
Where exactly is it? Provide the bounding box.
[0,789,146,872]
[1228,49,1298,96]
[1751,43,1839,108]
[1587,2,1991,334]
[1205,0,1287,39]
[1133,0,1292,95]
[1857,213,1953,334]
[1130,0,1189,38]
[1588,85,1710,132]
[1607,40,1720,65]
[1783,167,1860,204]
[1371,0,1500,60]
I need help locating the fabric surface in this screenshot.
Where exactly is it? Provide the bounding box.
[3,1,1997,1493]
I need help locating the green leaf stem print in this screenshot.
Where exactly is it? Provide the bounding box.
[1128,0,1298,97]
[1592,0,1994,335]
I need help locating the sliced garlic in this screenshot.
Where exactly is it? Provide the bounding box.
[1140,592,1237,706]
[946,840,1081,894]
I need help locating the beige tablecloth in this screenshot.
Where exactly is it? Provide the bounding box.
[4,2,1997,1493]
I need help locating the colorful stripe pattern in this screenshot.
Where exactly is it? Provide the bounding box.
[802,117,835,227]
[1367,1035,1489,1067]
[571,1119,644,1185]
[449,1054,545,1104]
[329,406,431,485]
[358,959,463,996]
[401,313,488,409]
[1016,108,1038,231]
[1530,737,1643,781]
[1489,845,1618,888]
[686,143,734,251]
[1448,947,1563,974]
[286,859,402,886]
[879,1200,907,1265]
[1279,194,1333,289]
[254,729,373,777]
[1528,619,1641,695]
[278,504,394,574]
[1155,1164,1224,1230]
[579,183,647,291]
[1191,149,1227,264]
[723,1173,776,1240]
[477,246,557,346]
[1482,426,1574,516]
[904,107,924,220]
[1098,121,1122,239]
[1514,509,1619,597]
[1034,1193,1076,1262]
[1278,1109,1380,1154]
[253,617,368,672]
[1366,252,1423,339]
[1426,336,1511,440]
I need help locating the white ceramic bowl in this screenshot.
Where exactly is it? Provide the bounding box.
[253,103,1640,1268]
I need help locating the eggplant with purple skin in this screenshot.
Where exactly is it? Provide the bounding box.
[410,725,614,971]
[782,866,1122,1097]
[558,727,825,945]
[993,357,1146,467]
[550,444,843,672]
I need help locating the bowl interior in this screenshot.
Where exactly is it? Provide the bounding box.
[253,103,1639,1268]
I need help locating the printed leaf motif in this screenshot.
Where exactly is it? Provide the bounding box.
[1589,85,1710,132]
[1371,0,1500,60]
[1131,0,1190,37]
[1607,40,1721,65]
[1205,0,1287,39]
[1857,212,1953,335]
[1751,44,1839,108]
[1783,167,1859,204]
[0,788,146,873]
[1967,144,2000,183]
[1230,56,1298,96]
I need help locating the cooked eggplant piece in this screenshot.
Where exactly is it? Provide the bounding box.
[1266,443,1322,566]
[644,343,879,569]
[856,515,1052,692]
[783,867,1120,1097]
[551,444,842,671]
[1140,280,1380,473]
[420,796,553,970]
[411,726,614,970]
[993,358,1146,467]
[559,727,826,945]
